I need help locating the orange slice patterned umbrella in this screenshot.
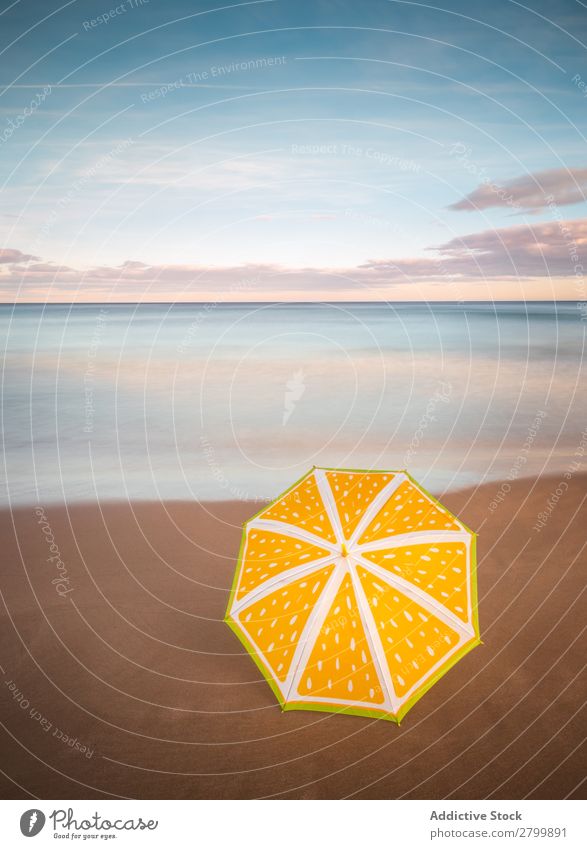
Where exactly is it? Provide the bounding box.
[225,467,480,723]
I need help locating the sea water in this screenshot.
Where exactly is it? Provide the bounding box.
[1,302,584,504]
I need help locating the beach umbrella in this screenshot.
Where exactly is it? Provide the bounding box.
[225,467,480,722]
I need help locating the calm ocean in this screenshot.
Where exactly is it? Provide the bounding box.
[1,302,584,505]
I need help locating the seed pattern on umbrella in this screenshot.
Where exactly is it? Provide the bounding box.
[225,467,480,722]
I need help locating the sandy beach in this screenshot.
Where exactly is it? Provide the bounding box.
[0,474,584,800]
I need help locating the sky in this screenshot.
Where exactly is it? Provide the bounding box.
[0,0,586,302]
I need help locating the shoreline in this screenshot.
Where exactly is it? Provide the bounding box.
[2,468,579,510]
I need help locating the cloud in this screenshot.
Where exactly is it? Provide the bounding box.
[361,218,587,280]
[91,147,300,193]
[0,248,39,264]
[1,217,584,300]
[449,167,587,213]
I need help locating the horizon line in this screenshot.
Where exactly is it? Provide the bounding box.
[0,299,581,306]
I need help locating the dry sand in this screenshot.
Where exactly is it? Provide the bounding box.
[0,474,585,799]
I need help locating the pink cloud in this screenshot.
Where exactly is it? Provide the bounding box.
[361,218,587,280]
[449,166,587,213]
[1,217,584,300]
[0,248,39,264]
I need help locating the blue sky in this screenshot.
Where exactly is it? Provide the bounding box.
[1,0,586,300]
